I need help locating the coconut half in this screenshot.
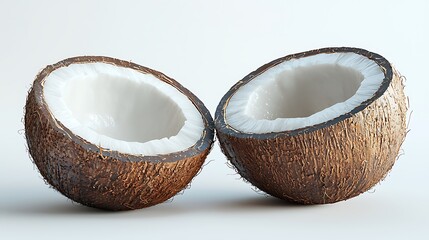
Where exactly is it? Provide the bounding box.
[215,47,407,204]
[25,56,214,210]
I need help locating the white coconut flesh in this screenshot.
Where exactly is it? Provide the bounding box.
[43,62,204,156]
[226,52,385,133]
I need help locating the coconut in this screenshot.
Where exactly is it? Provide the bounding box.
[215,47,407,204]
[25,56,214,210]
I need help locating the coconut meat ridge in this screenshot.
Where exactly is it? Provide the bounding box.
[226,52,385,133]
[43,62,204,156]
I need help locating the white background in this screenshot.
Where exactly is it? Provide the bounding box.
[1,1,428,239]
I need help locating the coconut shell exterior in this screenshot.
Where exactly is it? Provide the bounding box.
[215,47,407,204]
[25,56,214,210]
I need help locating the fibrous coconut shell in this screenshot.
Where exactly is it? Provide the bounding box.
[25,56,214,210]
[215,47,407,204]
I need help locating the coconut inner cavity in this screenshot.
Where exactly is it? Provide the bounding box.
[63,75,185,143]
[226,52,385,133]
[43,62,204,156]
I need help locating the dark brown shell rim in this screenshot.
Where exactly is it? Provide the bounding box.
[215,47,393,138]
[32,56,214,163]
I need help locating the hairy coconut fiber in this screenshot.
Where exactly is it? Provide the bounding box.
[215,47,407,204]
[25,56,214,210]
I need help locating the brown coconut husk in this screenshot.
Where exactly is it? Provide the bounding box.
[215,47,407,204]
[25,56,214,210]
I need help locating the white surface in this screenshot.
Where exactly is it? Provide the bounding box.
[0,1,428,240]
[44,62,204,156]
[226,52,384,133]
